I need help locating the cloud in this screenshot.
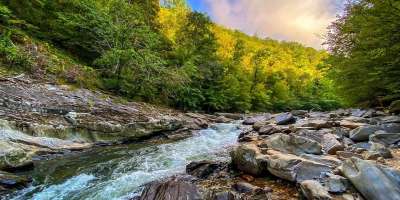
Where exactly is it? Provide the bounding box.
[202,0,341,48]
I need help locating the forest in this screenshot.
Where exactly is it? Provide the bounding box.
[0,0,399,112]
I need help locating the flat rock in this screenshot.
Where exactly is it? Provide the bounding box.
[369,131,400,146]
[275,113,296,125]
[340,158,400,200]
[349,124,400,142]
[243,114,271,125]
[322,173,348,193]
[265,150,333,183]
[262,133,322,155]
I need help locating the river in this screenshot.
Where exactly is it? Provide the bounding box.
[8,123,241,200]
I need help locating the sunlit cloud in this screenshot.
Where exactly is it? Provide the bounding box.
[201,0,342,48]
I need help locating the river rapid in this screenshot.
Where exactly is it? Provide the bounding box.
[8,123,241,200]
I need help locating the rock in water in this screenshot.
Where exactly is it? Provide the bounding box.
[0,171,30,189]
[262,133,322,155]
[186,161,224,179]
[300,180,332,200]
[340,158,400,200]
[275,113,296,125]
[139,180,202,200]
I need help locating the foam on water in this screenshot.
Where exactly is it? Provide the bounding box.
[10,123,241,200]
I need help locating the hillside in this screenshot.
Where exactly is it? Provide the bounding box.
[0,0,341,113]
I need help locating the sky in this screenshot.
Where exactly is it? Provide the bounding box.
[187,0,345,49]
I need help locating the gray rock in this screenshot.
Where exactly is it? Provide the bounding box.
[322,134,344,155]
[262,133,322,155]
[258,125,280,135]
[243,114,271,125]
[300,180,332,200]
[364,142,392,160]
[340,158,400,200]
[291,110,308,116]
[275,113,296,125]
[323,173,348,193]
[139,179,202,200]
[369,131,400,146]
[265,150,333,183]
[349,124,400,141]
[230,143,268,176]
[351,109,367,117]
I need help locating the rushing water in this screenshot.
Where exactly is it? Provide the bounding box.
[9,123,241,200]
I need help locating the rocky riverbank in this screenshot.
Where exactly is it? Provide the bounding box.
[0,75,241,195]
[135,109,400,200]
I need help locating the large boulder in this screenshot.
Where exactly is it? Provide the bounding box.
[139,179,202,200]
[300,180,332,200]
[230,144,267,176]
[340,158,400,200]
[369,131,400,146]
[349,124,400,142]
[262,133,322,155]
[275,113,296,125]
[265,150,333,183]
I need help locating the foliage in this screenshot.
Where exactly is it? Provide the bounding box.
[1,0,343,112]
[326,0,400,106]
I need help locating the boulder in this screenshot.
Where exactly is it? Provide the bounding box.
[389,100,400,114]
[300,180,332,200]
[275,113,296,125]
[340,158,400,200]
[186,161,225,179]
[243,114,271,125]
[291,110,308,116]
[349,124,400,142]
[230,143,268,176]
[139,179,202,200]
[262,133,322,155]
[258,125,281,135]
[369,131,400,146]
[265,150,333,183]
[322,134,344,155]
[340,120,367,129]
[379,116,400,124]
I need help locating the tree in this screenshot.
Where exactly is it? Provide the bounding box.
[326,0,400,106]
